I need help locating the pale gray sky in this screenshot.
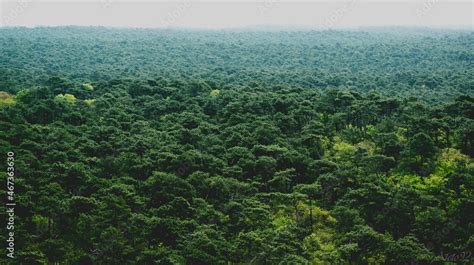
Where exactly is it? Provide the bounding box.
[0,0,472,28]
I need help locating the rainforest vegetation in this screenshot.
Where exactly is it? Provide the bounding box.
[0,27,473,264]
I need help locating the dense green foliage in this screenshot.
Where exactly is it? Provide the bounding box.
[0,27,473,264]
[1,27,473,101]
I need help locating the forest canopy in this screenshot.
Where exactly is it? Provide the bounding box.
[0,27,473,264]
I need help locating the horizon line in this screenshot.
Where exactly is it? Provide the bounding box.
[1,24,473,30]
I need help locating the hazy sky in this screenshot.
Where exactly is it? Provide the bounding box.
[0,0,472,28]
